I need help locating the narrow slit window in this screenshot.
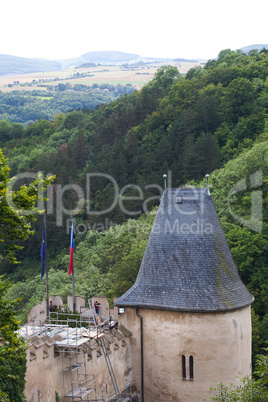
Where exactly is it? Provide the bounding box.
[189,355,194,380]
[182,355,186,379]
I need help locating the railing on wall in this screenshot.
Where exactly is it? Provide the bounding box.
[21,309,133,401]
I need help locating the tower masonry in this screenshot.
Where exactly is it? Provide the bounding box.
[116,188,254,402]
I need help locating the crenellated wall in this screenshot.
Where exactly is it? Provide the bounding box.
[24,325,133,402]
[27,295,65,324]
[67,295,85,312]
[27,295,119,324]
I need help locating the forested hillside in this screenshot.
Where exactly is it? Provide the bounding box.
[0,83,134,124]
[0,48,268,359]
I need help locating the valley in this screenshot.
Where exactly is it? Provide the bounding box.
[0,61,205,92]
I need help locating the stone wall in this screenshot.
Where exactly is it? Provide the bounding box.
[27,295,64,324]
[118,306,252,402]
[27,295,120,323]
[24,325,132,402]
[67,295,85,312]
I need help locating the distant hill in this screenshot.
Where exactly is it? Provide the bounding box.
[1,45,268,77]
[0,54,62,76]
[3,45,268,77]
[57,51,143,69]
[0,50,201,77]
[0,51,146,75]
[240,44,268,53]
[81,50,140,64]
[76,51,199,66]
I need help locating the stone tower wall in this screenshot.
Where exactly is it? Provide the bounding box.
[118,306,252,402]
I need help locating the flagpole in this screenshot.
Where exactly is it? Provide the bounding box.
[45,214,49,318]
[41,213,49,318]
[72,262,76,313]
[72,215,75,313]
[69,216,76,313]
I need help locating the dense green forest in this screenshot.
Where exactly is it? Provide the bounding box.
[0,48,268,362]
[0,83,135,124]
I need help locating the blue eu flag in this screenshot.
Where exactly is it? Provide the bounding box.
[40,219,46,279]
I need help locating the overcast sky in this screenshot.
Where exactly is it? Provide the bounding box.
[1,0,267,61]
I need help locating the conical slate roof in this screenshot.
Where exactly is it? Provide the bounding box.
[116,188,254,312]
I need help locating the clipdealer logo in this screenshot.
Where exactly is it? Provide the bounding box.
[5,170,264,234]
[228,170,263,233]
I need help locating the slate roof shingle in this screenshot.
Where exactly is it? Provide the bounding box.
[115,188,254,312]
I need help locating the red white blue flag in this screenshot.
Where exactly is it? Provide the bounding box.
[68,220,75,276]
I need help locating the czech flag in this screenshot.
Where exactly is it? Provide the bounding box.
[68,220,75,276]
[40,219,46,279]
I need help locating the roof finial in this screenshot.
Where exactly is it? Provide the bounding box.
[205,174,211,196]
[163,174,167,195]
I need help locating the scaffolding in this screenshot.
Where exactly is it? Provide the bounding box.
[22,308,127,401]
[20,305,137,401]
[61,342,96,401]
[48,312,117,401]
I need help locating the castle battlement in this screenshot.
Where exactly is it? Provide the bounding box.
[27,325,131,364]
[22,297,133,402]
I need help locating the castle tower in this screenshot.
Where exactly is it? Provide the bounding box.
[116,188,253,402]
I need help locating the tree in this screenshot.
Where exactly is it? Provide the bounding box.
[0,277,27,401]
[220,77,256,123]
[152,65,180,93]
[182,134,200,181]
[0,149,54,263]
[217,49,233,63]
[195,84,222,133]
[0,151,54,399]
[195,132,221,176]
[0,120,12,146]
